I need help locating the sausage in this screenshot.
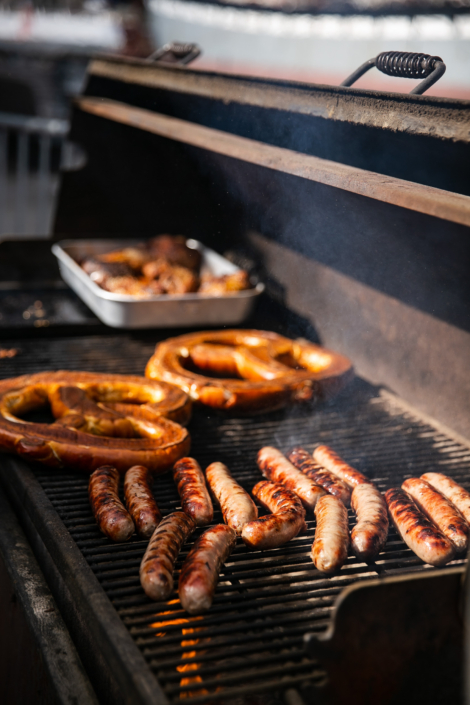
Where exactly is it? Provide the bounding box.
[89,465,134,542]
[421,472,470,525]
[402,477,469,552]
[312,445,370,488]
[205,461,258,534]
[288,447,351,506]
[241,480,306,550]
[350,483,389,561]
[312,495,349,573]
[173,457,214,526]
[385,488,455,566]
[178,524,237,614]
[257,447,326,512]
[140,512,196,601]
[124,465,162,539]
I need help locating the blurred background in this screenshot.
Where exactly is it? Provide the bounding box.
[1,0,469,238]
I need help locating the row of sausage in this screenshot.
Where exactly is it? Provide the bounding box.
[87,444,470,614]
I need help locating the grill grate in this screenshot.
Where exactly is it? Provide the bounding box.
[2,334,470,703]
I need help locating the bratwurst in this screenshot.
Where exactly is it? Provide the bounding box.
[421,472,470,525]
[206,461,258,534]
[179,524,237,614]
[350,483,388,561]
[241,480,306,549]
[288,447,351,506]
[257,447,325,512]
[173,457,214,526]
[140,511,195,601]
[312,494,349,573]
[313,445,370,488]
[402,477,469,552]
[385,488,455,567]
[124,465,161,539]
[89,465,134,542]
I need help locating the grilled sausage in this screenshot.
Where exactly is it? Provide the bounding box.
[173,457,214,526]
[241,480,306,549]
[205,461,258,534]
[288,447,351,506]
[89,465,134,542]
[402,477,469,552]
[421,472,470,525]
[179,524,237,614]
[124,465,162,539]
[350,483,389,561]
[140,512,196,601]
[312,445,370,488]
[312,495,349,573]
[385,488,455,566]
[257,447,326,512]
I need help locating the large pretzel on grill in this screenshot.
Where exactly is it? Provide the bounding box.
[0,371,191,473]
[145,330,353,414]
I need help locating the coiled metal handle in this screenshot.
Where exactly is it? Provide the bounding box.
[341,51,446,95]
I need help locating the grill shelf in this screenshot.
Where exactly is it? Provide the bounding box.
[1,333,470,704]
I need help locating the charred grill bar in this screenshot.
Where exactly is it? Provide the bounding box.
[1,56,470,705]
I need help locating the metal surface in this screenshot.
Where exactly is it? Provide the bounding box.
[0,484,99,705]
[87,57,470,144]
[75,96,470,227]
[305,567,464,705]
[52,238,264,329]
[341,51,446,95]
[1,331,469,703]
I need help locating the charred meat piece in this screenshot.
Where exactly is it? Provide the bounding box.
[89,465,134,542]
[241,480,306,549]
[350,483,388,561]
[206,461,258,534]
[257,446,326,512]
[124,465,162,539]
[173,457,214,526]
[199,270,251,296]
[147,234,202,271]
[288,447,351,506]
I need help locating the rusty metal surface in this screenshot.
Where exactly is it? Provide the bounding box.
[75,96,470,227]
[305,567,465,705]
[88,56,470,143]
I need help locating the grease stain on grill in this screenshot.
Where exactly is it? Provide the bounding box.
[29,373,470,703]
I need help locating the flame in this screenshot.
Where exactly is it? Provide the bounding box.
[150,606,208,698]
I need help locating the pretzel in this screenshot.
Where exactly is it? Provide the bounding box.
[146,330,353,413]
[0,371,191,473]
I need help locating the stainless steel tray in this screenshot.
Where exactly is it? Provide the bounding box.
[52,239,264,329]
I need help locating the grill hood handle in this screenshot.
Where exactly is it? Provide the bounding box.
[146,41,201,65]
[341,51,446,95]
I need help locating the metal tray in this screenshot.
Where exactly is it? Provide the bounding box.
[52,239,264,329]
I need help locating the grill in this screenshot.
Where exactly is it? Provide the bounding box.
[1,333,470,704]
[1,53,470,705]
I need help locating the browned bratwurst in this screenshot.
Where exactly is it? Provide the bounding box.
[179,524,237,614]
[205,461,258,534]
[350,483,389,561]
[173,457,214,526]
[288,447,351,506]
[385,488,455,566]
[257,447,325,512]
[124,465,161,539]
[241,480,306,549]
[421,472,470,524]
[140,512,196,601]
[402,477,469,552]
[312,494,349,573]
[89,465,134,542]
[313,445,370,488]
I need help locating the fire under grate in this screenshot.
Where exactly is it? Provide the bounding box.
[1,334,470,703]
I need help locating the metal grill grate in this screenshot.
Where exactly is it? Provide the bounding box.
[2,334,470,703]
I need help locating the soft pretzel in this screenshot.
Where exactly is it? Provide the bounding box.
[0,371,191,473]
[145,330,353,413]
